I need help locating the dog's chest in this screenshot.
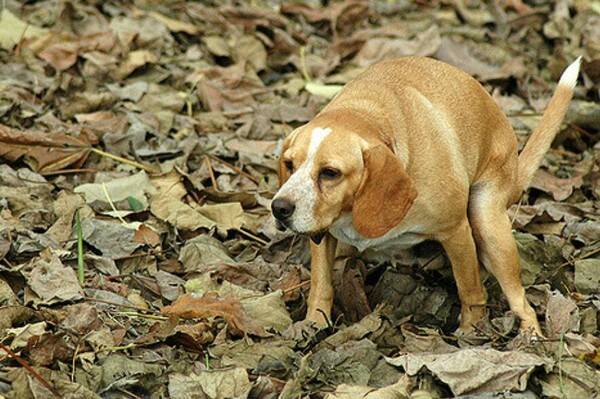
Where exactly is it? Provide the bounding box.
[329,214,426,252]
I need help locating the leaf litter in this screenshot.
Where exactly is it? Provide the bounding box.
[0,0,599,398]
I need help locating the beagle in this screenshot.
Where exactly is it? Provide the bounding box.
[272,56,581,335]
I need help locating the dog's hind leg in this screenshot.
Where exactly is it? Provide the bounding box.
[469,183,542,335]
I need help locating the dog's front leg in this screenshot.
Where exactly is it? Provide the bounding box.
[306,233,337,326]
[439,219,487,332]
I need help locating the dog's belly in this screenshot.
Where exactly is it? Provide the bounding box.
[329,213,427,252]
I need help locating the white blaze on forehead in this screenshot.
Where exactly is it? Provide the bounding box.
[274,127,332,232]
[307,127,332,157]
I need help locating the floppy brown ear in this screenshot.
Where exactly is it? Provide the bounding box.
[278,129,299,186]
[277,152,289,186]
[352,145,417,238]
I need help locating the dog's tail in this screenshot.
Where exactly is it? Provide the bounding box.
[515,57,581,194]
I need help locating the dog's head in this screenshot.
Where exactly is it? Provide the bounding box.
[271,121,417,241]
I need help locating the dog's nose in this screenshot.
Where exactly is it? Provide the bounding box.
[272,198,295,220]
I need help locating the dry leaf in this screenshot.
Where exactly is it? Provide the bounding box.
[161,293,267,336]
[0,9,47,50]
[148,11,199,34]
[387,349,550,396]
[0,124,97,173]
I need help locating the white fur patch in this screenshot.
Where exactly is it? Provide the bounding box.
[274,127,332,232]
[559,56,581,89]
[329,213,426,252]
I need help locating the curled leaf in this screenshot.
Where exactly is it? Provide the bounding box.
[0,124,97,173]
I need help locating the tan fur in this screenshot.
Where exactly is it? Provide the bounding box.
[352,145,417,238]
[275,56,579,333]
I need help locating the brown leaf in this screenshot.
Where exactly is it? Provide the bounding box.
[281,0,368,36]
[36,31,115,71]
[531,169,584,201]
[161,293,267,336]
[26,333,73,367]
[133,224,161,246]
[0,124,97,173]
[148,11,200,34]
[353,25,441,67]
[334,258,371,323]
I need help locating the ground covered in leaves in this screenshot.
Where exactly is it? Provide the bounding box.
[0,0,599,398]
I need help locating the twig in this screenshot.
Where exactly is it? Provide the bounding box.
[71,342,81,382]
[206,154,259,184]
[0,342,61,397]
[510,196,524,225]
[117,311,168,321]
[113,249,165,261]
[97,343,137,353]
[299,46,311,82]
[102,182,128,225]
[91,147,157,173]
[282,280,311,295]
[204,156,219,191]
[558,332,566,398]
[75,209,85,285]
[84,296,161,314]
[235,227,269,246]
[41,168,97,176]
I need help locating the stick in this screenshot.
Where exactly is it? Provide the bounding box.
[91,148,157,173]
[0,342,61,397]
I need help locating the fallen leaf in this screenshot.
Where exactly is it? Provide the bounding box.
[133,224,160,246]
[99,354,162,391]
[161,293,267,336]
[6,321,47,350]
[353,25,441,67]
[326,375,411,399]
[210,339,297,372]
[540,358,600,399]
[185,274,292,333]
[148,11,199,34]
[25,252,84,306]
[305,81,344,98]
[197,202,245,234]
[179,235,236,272]
[386,348,550,396]
[0,123,97,173]
[168,368,252,399]
[115,49,158,80]
[26,333,74,366]
[0,9,48,50]
[150,171,216,230]
[36,31,115,71]
[531,169,584,201]
[75,171,155,213]
[81,218,143,259]
[575,259,600,295]
[333,258,371,323]
[545,290,580,339]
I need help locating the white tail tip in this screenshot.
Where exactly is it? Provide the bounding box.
[559,56,582,89]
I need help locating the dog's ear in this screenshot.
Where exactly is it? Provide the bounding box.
[278,129,300,185]
[352,145,417,238]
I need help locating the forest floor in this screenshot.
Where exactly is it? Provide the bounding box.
[0,1,599,398]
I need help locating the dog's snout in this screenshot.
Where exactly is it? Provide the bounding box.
[272,198,295,220]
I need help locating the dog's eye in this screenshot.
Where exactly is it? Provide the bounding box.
[319,167,341,180]
[284,160,294,173]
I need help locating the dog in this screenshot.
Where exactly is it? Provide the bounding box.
[271,56,581,335]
